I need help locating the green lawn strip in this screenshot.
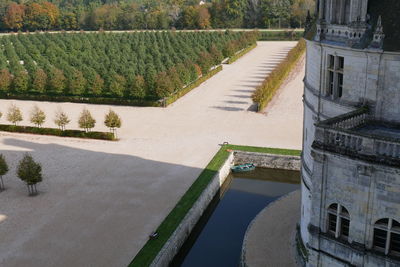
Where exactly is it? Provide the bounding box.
[227,43,257,64]
[165,66,223,106]
[225,144,301,156]
[129,144,300,266]
[129,147,229,266]
[0,124,115,141]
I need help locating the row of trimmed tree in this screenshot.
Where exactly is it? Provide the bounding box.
[0,153,42,196]
[0,31,258,99]
[0,104,122,135]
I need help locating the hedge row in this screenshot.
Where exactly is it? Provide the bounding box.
[0,124,115,140]
[252,38,306,111]
[0,93,161,107]
[226,43,257,64]
[258,30,303,41]
[164,65,223,106]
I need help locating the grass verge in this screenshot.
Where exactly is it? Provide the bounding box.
[252,38,306,111]
[226,43,257,64]
[0,124,115,141]
[129,144,301,266]
[165,66,223,106]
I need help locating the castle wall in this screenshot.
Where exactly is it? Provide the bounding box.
[302,10,400,267]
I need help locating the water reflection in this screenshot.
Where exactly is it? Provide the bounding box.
[171,168,300,267]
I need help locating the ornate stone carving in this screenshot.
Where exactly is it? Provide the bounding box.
[369,16,385,49]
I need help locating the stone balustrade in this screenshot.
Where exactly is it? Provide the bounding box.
[330,112,368,129]
[313,108,400,166]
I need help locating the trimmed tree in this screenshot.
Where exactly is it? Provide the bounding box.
[0,69,12,92]
[17,153,42,196]
[0,154,9,191]
[54,108,70,131]
[7,104,23,126]
[78,108,96,132]
[104,110,121,138]
[30,105,46,127]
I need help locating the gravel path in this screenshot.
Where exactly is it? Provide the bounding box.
[0,41,304,267]
[241,190,301,267]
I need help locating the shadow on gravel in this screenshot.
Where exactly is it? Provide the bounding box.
[247,104,258,112]
[229,95,251,99]
[225,100,248,104]
[233,89,254,93]
[211,106,244,112]
[0,137,204,266]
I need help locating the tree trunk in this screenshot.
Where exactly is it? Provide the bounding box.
[0,176,4,190]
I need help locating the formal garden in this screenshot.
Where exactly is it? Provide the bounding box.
[0,31,258,105]
[0,104,121,140]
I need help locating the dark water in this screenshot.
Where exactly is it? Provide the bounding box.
[171,168,300,267]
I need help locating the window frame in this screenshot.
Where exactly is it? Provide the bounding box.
[327,203,350,241]
[373,218,400,256]
[326,54,345,99]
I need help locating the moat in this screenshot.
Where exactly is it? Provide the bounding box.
[171,168,300,267]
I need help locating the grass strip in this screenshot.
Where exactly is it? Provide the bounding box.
[165,66,223,106]
[129,144,300,266]
[227,43,257,64]
[252,38,306,111]
[0,124,115,141]
[225,144,301,156]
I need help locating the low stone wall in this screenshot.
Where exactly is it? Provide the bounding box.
[150,152,235,267]
[234,151,301,171]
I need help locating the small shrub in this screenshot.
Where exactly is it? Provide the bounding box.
[30,105,46,127]
[78,108,96,132]
[7,104,23,125]
[0,154,9,191]
[17,153,42,196]
[54,108,70,131]
[104,110,122,138]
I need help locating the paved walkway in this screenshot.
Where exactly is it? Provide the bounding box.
[0,41,304,267]
[241,190,301,267]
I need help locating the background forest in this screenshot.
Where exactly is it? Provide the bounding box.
[0,0,314,32]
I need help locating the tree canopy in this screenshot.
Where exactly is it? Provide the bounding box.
[0,0,314,31]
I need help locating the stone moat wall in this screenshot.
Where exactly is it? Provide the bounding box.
[151,150,301,266]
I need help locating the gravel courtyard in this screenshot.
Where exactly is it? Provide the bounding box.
[0,41,304,267]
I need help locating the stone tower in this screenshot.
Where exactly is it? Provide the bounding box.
[300,0,400,266]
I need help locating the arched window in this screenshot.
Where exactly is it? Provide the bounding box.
[327,203,350,240]
[373,218,400,255]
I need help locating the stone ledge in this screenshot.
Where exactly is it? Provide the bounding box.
[234,151,301,171]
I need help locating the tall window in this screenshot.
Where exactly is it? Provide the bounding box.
[373,218,400,256]
[327,203,350,240]
[325,0,351,24]
[327,55,344,99]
